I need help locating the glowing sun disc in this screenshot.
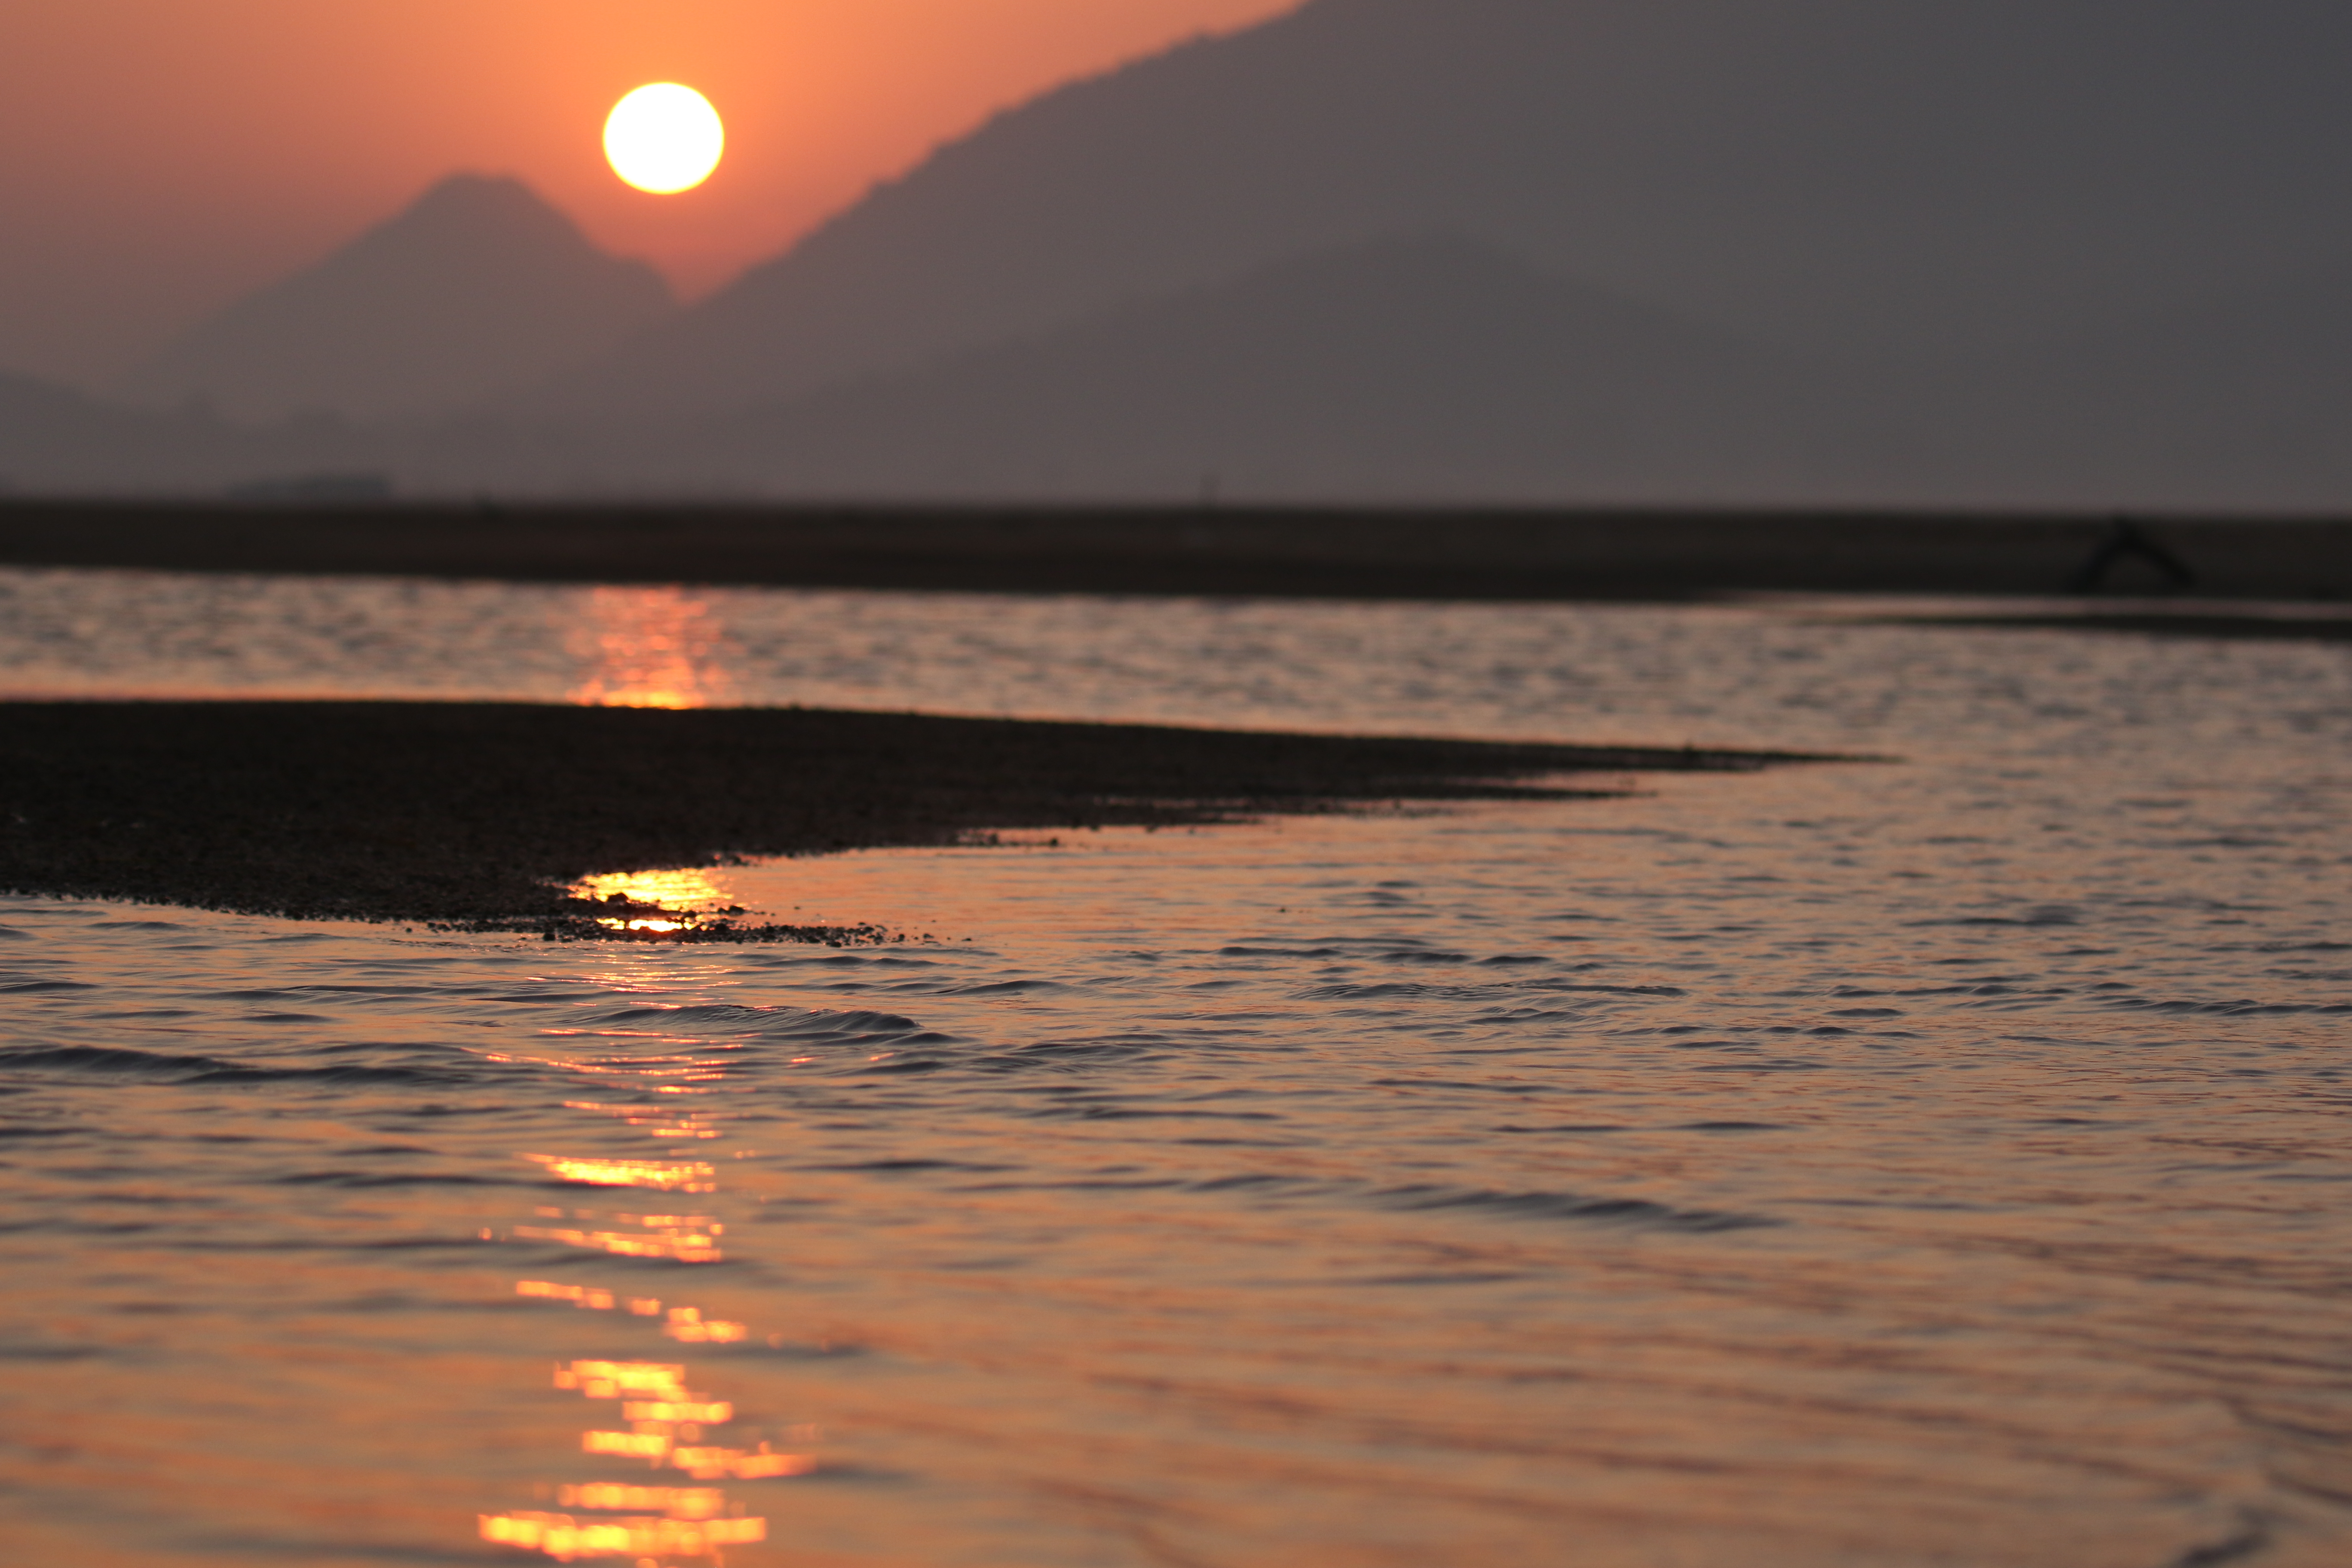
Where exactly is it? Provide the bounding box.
[604,83,724,194]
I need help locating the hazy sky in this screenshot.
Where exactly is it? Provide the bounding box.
[0,0,1298,387]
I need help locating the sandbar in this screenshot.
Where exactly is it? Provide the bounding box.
[0,701,1827,939]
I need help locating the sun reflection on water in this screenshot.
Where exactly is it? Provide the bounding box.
[566,867,745,934]
[486,1256,802,1561]
[569,586,732,710]
[478,1331,809,1558]
[479,1511,768,1562]
[570,869,736,910]
[558,1100,727,1141]
[510,1214,724,1264]
[523,1156,718,1193]
[485,1025,813,1567]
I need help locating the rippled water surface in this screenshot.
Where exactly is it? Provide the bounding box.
[2,567,2350,1567]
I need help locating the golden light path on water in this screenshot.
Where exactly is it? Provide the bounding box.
[568,869,741,934]
[569,586,734,711]
[564,591,744,939]
[483,1020,806,1564]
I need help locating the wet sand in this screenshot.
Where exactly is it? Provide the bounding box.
[0,701,1819,937]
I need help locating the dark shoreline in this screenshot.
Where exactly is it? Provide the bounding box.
[1859,610,2352,643]
[0,702,1834,940]
[5,498,2352,600]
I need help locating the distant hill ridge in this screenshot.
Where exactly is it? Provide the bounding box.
[536,0,2352,424]
[26,1,2352,506]
[672,232,1806,501]
[124,174,672,424]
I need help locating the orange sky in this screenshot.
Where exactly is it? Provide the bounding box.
[0,0,1300,388]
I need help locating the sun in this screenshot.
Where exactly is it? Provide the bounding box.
[603,83,724,194]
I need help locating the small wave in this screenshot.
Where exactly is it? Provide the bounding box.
[973,1037,1170,1073]
[962,1176,1187,1193]
[0,1043,478,1088]
[1349,1270,1534,1287]
[781,1010,943,1041]
[580,1003,940,1046]
[2099,997,2352,1017]
[270,1170,512,1188]
[1305,980,1682,1001]
[1218,945,1348,958]
[1031,1105,1283,1122]
[0,1044,244,1080]
[798,1159,1015,1173]
[1187,1173,1323,1194]
[585,1002,794,1027]
[1299,981,1453,1000]
[958,1167,1771,1234]
[1368,1078,1551,1095]
[0,1340,104,1361]
[1370,1184,1771,1233]
[1910,910,2082,928]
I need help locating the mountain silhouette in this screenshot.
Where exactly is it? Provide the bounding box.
[127,174,672,423]
[1,371,221,490]
[38,2,2352,506]
[0,370,373,493]
[540,0,2352,426]
[675,233,1812,501]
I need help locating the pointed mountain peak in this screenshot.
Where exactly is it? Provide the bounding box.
[126,173,674,424]
[390,171,601,248]
[409,170,545,209]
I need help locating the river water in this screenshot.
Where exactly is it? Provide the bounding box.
[1,567,2349,1568]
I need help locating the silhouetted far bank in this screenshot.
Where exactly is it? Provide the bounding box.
[3,499,2351,601]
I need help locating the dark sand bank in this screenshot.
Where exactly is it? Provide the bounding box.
[0,702,1823,939]
[5,499,2352,600]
